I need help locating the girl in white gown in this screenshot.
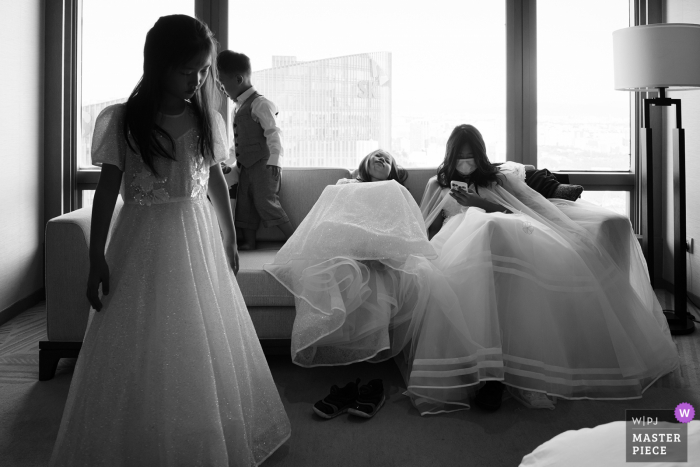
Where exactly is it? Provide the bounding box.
[50,16,290,466]
[265,150,448,369]
[412,124,679,413]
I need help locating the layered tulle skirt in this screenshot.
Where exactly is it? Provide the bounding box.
[406,208,679,414]
[264,182,443,368]
[50,199,290,466]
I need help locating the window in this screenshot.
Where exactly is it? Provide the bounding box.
[67,0,641,219]
[228,0,506,170]
[537,0,630,171]
[80,0,194,169]
[580,191,629,218]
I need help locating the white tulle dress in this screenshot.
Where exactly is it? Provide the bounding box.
[263,180,451,368]
[413,163,679,414]
[49,104,290,466]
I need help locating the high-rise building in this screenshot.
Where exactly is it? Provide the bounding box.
[253,52,391,169]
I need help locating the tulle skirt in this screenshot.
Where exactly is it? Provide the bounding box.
[276,256,461,368]
[264,182,443,368]
[50,199,290,467]
[404,208,679,414]
[551,199,655,303]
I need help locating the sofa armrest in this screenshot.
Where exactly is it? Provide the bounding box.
[45,197,124,341]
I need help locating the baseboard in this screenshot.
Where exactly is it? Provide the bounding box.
[0,288,45,328]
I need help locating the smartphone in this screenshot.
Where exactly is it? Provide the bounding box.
[450,180,470,191]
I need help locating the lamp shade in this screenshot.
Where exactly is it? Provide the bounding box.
[613,23,700,91]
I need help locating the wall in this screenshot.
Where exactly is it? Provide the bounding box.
[0,1,45,314]
[662,0,700,301]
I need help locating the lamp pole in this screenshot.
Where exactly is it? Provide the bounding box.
[643,87,695,335]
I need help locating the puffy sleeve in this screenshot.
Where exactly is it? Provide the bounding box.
[211,111,229,166]
[91,104,127,171]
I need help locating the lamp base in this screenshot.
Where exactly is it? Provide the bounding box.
[663,310,696,335]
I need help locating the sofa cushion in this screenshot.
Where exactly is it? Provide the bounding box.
[403,168,438,206]
[237,242,295,306]
[256,167,352,241]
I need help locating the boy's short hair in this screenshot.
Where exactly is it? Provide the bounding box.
[217,50,251,75]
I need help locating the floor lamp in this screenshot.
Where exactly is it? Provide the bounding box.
[613,24,700,335]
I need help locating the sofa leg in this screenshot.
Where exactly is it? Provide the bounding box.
[38,341,82,381]
[39,351,60,381]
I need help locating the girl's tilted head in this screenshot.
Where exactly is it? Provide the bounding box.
[438,124,500,190]
[125,15,220,175]
[145,14,217,103]
[356,149,408,185]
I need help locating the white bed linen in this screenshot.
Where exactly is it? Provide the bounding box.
[520,421,699,467]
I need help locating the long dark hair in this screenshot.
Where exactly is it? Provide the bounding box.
[437,124,502,192]
[356,149,408,185]
[123,15,220,176]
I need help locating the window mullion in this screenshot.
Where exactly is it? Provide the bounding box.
[195,0,227,49]
[522,0,537,167]
[195,0,230,128]
[506,0,537,166]
[45,0,80,219]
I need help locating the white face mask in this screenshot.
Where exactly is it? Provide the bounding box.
[455,159,477,175]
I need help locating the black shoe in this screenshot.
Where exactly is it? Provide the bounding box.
[474,381,505,412]
[313,379,360,419]
[552,184,584,201]
[348,379,385,419]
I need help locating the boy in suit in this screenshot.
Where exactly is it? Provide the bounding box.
[217,51,294,250]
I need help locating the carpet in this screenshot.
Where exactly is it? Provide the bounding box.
[1,296,699,467]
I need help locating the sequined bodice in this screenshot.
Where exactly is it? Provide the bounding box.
[124,128,210,206]
[90,103,227,206]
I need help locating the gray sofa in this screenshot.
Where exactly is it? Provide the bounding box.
[41,166,630,380]
[41,167,438,380]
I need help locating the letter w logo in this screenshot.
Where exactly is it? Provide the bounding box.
[679,408,691,418]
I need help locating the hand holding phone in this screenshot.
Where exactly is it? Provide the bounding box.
[450,180,470,191]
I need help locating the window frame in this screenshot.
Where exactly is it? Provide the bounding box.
[49,0,646,227]
[508,0,639,230]
[45,0,80,225]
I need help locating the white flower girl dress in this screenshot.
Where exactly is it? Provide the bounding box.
[50,104,290,466]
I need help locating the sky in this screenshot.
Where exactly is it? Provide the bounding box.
[81,0,194,105]
[82,0,506,117]
[226,0,506,118]
[83,0,628,115]
[81,0,631,171]
[537,0,629,118]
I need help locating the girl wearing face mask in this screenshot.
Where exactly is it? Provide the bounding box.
[421,124,512,240]
[414,124,678,415]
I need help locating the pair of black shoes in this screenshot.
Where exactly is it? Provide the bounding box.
[313,379,385,419]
